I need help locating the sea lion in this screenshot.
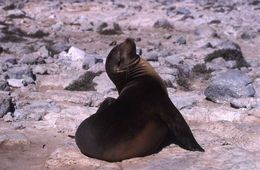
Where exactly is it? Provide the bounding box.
[75,38,204,162]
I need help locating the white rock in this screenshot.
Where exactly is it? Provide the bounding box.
[7,79,26,87]
[67,46,86,61]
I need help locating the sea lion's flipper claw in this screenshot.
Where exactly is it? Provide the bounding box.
[160,98,205,152]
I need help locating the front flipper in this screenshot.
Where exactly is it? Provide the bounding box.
[96,97,116,113]
[160,97,204,152]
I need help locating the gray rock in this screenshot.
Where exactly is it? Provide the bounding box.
[142,51,159,61]
[19,54,45,65]
[165,55,184,66]
[7,66,36,80]
[51,22,63,32]
[96,22,123,35]
[155,66,179,75]
[142,49,170,62]
[254,78,260,97]
[33,65,48,75]
[194,24,217,38]
[147,40,162,49]
[181,105,245,122]
[14,100,59,121]
[60,50,99,69]
[27,29,49,38]
[204,69,255,103]
[80,21,95,32]
[0,79,10,91]
[13,123,26,130]
[153,18,173,29]
[230,98,260,109]
[36,70,85,90]
[206,58,226,71]
[3,57,18,65]
[169,93,198,110]
[0,92,13,118]
[117,11,135,21]
[93,72,116,94]
[166,6,176,17]
[22,76,35,85]
[160,74,176,88]
[3,112,13,122]
[82,53,102,69]
[216,40,241,51]
[48,42,70,55]
[13,110,27,121]
[7,9,26,19]
[67,46,86,61]
[44,57,55,64]
[206,57,230,71]
[88,92,106,107]
[225,60,237,69]
[46,106,96,133]
[88,63,105,73]
[163,34,172,39]
[176,7,191,15]
[166,6,192,17]
[0,63,8,72]
[176,36,187,45]
[37,46,50,58]
[239,26,258,40]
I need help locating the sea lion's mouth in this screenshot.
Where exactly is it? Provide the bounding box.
[114,57,140,73]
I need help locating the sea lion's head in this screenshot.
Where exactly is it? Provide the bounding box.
[106,38,140,92]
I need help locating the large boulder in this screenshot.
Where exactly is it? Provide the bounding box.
[204,69,255,103]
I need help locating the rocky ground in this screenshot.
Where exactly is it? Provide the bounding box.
[0,0,260,169]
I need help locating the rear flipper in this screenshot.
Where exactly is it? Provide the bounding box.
[160,97,204,152]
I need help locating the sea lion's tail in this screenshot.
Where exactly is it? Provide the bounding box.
[160,97,205,152]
